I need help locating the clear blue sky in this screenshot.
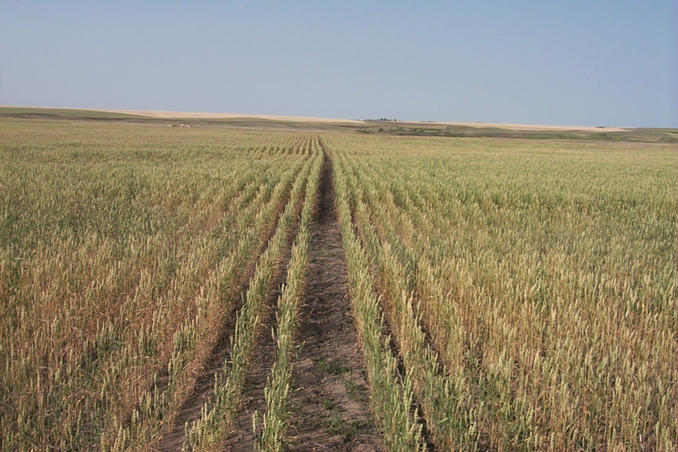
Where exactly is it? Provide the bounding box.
[1,1,676,127]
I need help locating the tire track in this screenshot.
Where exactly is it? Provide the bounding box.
[285,141,382,451]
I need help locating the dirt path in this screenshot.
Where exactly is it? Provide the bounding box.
[286,146,382,451]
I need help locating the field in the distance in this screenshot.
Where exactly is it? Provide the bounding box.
[1,110,676,451]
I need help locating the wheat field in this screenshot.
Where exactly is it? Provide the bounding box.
[1,114,675,451]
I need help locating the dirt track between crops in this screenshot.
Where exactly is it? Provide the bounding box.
[227,147,381,451]
[285,146,381,451]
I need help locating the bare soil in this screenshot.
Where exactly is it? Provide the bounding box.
[285,149,381,451]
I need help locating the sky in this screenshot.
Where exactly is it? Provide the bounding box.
[1,1,676,127]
